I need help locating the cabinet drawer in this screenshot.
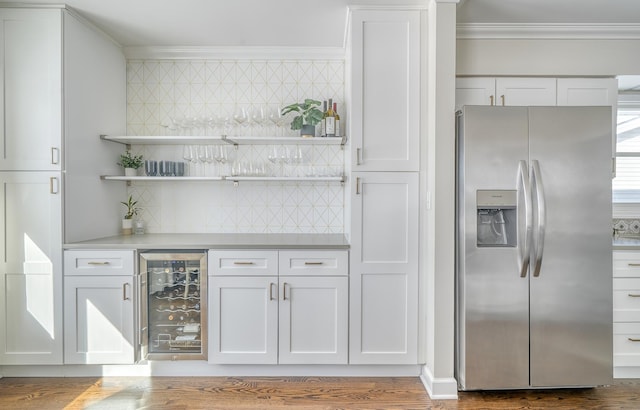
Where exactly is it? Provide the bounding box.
[613,251,640,278]
[64,250,135,276]
[614,278,640,322]
[614,323,640,367]
[279,250,348,276]
[209,250,278,276]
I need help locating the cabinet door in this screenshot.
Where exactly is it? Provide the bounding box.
[208,276,278,364]
[279,276,348,364]
[350,10,420,172]
[350,172,419,364]
[64,275,135,364]
[456,77,496,109]
[495,77,557,106]
[0,171,62,364]
[556,77,618,153]
[0,9,62,171]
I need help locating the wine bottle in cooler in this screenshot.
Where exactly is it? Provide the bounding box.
[333,102,341,137]
[325,98,336,137]
[321,100,327,137]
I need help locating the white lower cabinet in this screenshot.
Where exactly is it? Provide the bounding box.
[350,172,419,364]
[208,250,348,365]
[613,250,640,377]
[63,250,136,364]
[0,171,63,365]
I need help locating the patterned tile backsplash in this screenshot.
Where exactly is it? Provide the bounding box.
[613,219,640,237]
[126,59,345,234]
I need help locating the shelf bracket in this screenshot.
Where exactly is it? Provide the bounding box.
[100,134,131,150]
[221,135,239,149]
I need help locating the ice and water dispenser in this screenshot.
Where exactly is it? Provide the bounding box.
[476,190,517,247]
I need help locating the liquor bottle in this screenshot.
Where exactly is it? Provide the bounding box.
[320,100,327,137]
[325,98,336,137]
[333,102,341,137]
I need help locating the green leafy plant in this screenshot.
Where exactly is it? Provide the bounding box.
[120,195,140,220]
[117,150,143,169]
[281,99,324,130]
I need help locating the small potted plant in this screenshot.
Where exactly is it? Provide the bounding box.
[120,195,140,235]
[118,150,144,176]
[281,99,324,137]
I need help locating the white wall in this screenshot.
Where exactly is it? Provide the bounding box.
[457,38,640,76]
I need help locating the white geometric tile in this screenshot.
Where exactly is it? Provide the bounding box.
[127,57,345,234]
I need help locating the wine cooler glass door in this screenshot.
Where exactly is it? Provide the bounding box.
[140,251,207,360]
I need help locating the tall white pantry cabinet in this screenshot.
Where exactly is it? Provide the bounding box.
[348,8,421,364]
[0,6,125,365]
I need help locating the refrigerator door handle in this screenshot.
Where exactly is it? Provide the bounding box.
[531,160,546,277]
[518,160,532,277]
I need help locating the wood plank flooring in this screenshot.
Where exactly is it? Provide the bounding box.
[0,376,638,409]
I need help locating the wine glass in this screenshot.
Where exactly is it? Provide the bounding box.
[251,105,266,135]
[268,106,286,134]
[233,106,249,134]
[182,145,194,175]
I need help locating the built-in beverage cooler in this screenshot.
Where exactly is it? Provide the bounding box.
[139,250,207,360]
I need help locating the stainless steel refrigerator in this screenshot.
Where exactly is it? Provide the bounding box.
[455,106,613,390]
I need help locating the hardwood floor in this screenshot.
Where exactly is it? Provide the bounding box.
[0,376,638,409]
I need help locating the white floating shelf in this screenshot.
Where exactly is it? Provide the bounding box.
[100,135,346,146]
[100,175,345,183]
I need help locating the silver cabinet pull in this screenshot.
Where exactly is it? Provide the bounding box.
[51,147,60,165]
[500,95,505,106]
[88,261,110,265]
[304,261,324,266]
[123,283,131,301]
[282,282,288,300]
[233,261,254,265]
[49,177,59,194]
[629,263,640,267]
[629,338,640,342]
[356,148,361,165]
[629,294,640,298]
[269,283,275,301]
[356,177,361,195]
[489,95,494,106]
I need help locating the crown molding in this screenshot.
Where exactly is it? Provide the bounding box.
[123,46,346,60]
[457,23,640,40]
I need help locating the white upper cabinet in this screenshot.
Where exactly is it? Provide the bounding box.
[0,9,62,171]
[456,77,556,109]
[556,78,618,107]
[350,10,420,172]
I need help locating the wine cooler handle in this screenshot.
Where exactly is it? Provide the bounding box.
[123,282,131,301]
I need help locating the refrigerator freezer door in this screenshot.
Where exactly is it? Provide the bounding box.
[457,106,530,390]
[528,106,613,387]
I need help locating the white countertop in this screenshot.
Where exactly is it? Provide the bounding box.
[614,236,640,250]
[64,233,350,250]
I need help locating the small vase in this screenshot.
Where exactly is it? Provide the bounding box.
[122,218,133,235]
[124,168,137,177]
[300,124,316,138]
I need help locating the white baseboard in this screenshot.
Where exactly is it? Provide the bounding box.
[0,363,422,378]
[420,365,458,400]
